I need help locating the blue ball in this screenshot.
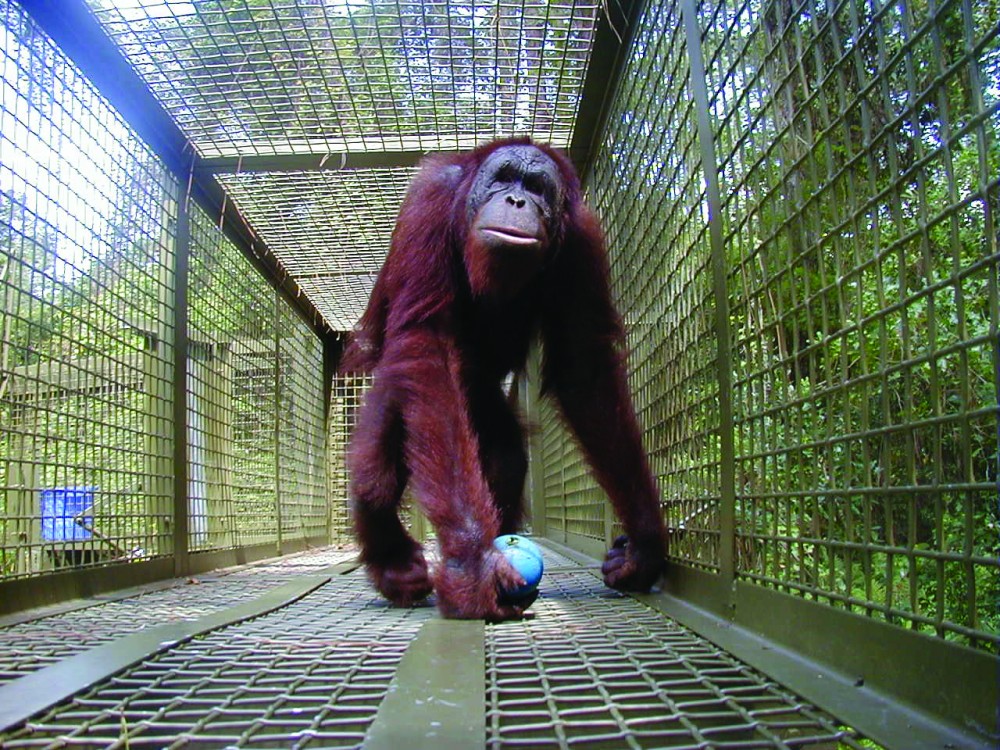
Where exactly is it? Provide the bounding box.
[494,534,544,601]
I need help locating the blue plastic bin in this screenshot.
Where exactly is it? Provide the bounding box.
[40,487,95,541]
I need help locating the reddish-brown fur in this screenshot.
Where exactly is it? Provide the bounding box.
[342,138,666,620]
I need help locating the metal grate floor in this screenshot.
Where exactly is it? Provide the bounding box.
[0,544,870,748]
[0,548,356,685]
[487,569,864,748]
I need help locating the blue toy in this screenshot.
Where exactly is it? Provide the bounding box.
[494,534,544,605]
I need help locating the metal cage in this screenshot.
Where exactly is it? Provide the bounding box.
[0,0,996,747]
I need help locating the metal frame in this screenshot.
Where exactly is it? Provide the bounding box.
[681,0,736,598]
[16,0,331,339]
[567,0,646,176]
[171,178,191,576]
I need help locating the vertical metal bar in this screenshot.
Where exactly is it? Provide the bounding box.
[321,333,342,546]
[521,345,546,538]
[560,436,568,541]
[142,187,177,557]
[172,174,192,577]
[274,292,283,555]
[680,0,736,598]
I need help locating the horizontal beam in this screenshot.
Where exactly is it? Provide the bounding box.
[197,130,578,173]
[199,150,433,174]
[6,352,144,399]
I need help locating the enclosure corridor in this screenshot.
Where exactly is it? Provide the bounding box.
[1,0,998,748]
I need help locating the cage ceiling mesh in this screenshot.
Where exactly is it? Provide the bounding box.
[217,169,418,330]
[84,0,604,331]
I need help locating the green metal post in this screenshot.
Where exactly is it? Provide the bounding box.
[171,174,192,576]
[274,292,284,555]
[521,345,546,538]
[681,0,736,602]
[321,333,343,545]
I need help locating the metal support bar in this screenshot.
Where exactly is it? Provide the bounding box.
[274,293,284,556]
[363,620,486,750]
[0,558,176,617]
[198,151,431,174]
[322,332,345,544]
[189,537,330,574]
[680,0,737,598]
[172,177,191,577]
[520,345,546,538]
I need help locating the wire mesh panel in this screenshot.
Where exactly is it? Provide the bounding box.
[217,169,416,332]
[186,206,284,552]
[326,372,430,545]
[328,373,371,544]
[538,394,608,550]
[0,543,874,749]
[534,0,1000,654]
[553,0,724,569]
[700,0,999,652]
[0,547,352,686]
[539,394,570,537]
[82,0,612,333]
[85,0,601,159]
[276,306,327,544]
[550,0,999,657]
[0,0,176,579]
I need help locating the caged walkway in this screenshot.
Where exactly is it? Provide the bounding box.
[0,542,881,750]
[1,0,997,749]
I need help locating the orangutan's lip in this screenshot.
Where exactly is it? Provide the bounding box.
[481,228,541,246]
